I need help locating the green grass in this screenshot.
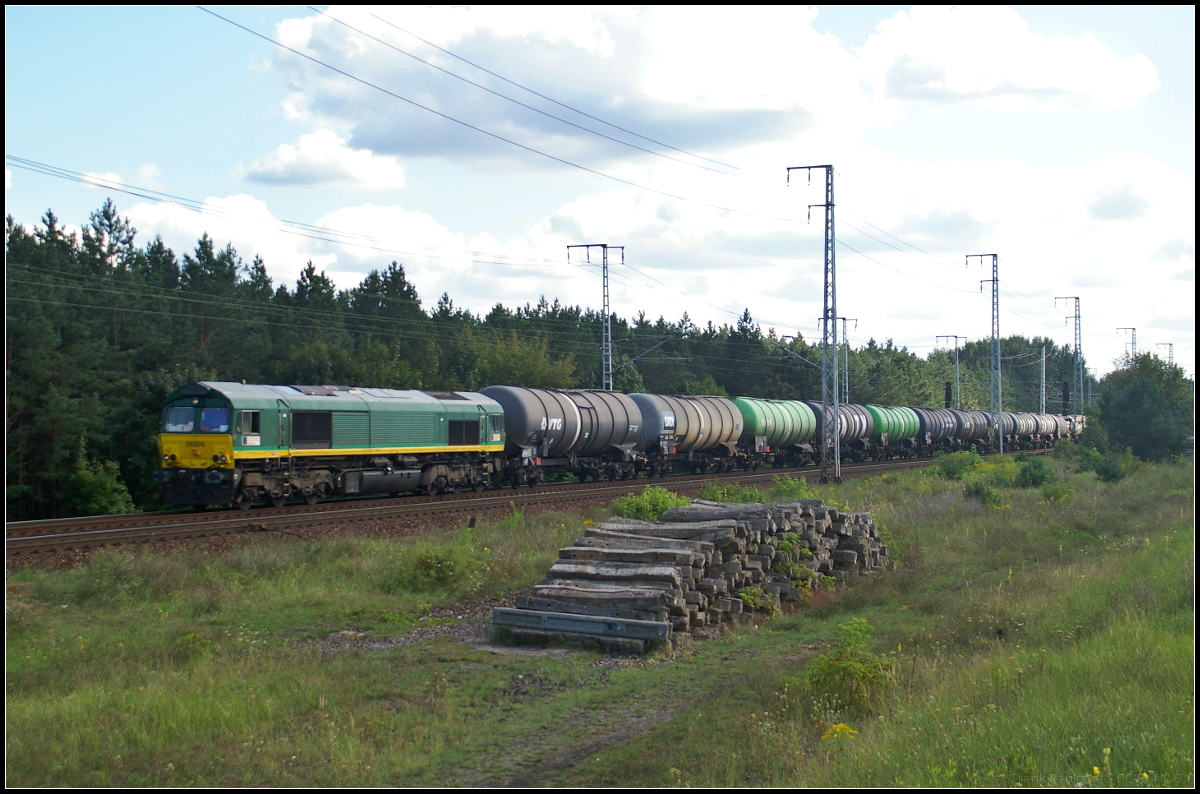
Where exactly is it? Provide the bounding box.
[6,459,1194,787]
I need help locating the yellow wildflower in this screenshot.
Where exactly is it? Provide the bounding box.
[821,723,860,741]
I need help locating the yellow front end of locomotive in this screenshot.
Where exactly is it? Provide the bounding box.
[159,434,236,469]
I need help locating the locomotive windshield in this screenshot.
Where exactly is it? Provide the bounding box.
[162,405,231,433]
[200,407,231,433]
[164,406,195,433]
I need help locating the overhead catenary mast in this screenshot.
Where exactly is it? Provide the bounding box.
[1118,327,1137,359]
[969,254,1001,453]
[1041,345,1047,414]
[1056,297,1083,417]
[788,164,839,482]
[936,335,966,409]
[839,317,857,405]
[567,243,624,390]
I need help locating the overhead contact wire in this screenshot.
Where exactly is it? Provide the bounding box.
[311,7,735,176]
[366,10,739,172]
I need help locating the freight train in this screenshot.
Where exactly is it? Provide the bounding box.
[154,381,1083,509]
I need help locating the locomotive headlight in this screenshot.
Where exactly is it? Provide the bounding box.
[163,454,170,462]
[212,454,220,462]
[220,454,228,463]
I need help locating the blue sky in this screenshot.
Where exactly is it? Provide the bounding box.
[6,6,1195,378]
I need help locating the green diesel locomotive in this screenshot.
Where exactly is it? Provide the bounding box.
[155,382,506,509]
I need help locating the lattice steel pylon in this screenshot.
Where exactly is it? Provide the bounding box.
[970,254,1002,453]
[788,164,839,482]
[1055,297,1083,417]
[567,243,623,390]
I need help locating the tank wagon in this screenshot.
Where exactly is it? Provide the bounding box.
[480,386,643,484]
[156,381,1082,509]
[631,393,743,475]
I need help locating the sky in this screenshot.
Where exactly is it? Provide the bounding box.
[5,5,1195,381]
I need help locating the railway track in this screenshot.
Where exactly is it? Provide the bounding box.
[5,453,1031,557]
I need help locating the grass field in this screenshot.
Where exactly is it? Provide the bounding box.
[6,456,1194,787]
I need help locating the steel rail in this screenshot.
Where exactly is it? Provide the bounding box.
[5,452,1042,556]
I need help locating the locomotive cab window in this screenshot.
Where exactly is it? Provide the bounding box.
[490,414,503,441]
[164,406,195,433]
[237,410,261,434]
[199,407,231,433]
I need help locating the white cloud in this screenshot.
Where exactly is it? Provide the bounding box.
[245,129,407,190]
[105,7,1189,376]
[126,194,338,289]
[136,163,165,191]
[858,6,1160,112]
[1086,185,1148,221]
[80,171,121,190]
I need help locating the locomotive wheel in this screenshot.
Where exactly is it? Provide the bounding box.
[233,489,253,511]
[303,492,320,506]
[269,493,288,508]
[473,481,486,492]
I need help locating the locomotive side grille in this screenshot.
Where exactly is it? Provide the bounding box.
[448,420,480,446]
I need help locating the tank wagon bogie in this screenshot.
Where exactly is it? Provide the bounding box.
[156,382,1084,509]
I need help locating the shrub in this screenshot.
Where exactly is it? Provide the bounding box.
[63,442,138,516]
[1041,481,1073,504]
[1015,457,1056,488]
[766,475,817,501]
[611,486,691,521]
[963,480,1005,507]
[775,558,817,584]
[1093,453,1127,483]
[980,458,1021,487]
[735,585,778,614]
[173,632,212,662]
[936,449,984,480]
[383,542,483,593]
[802,618,895,715]
[697,481,764,503]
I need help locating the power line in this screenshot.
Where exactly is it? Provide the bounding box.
[7,155,574,270]
[837,239,977,294]
[196,7,799,225]
[310,7,734,176]
[365,10,738,172]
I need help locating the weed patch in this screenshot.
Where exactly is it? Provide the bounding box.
[611,486,690,521]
